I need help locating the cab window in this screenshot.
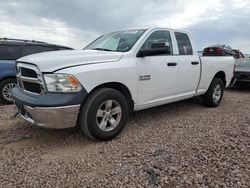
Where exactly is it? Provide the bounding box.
[140,30,173,55]
[174,32,193,55]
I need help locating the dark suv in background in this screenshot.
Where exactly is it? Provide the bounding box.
[0,38,73,104]
[202,44,235,56]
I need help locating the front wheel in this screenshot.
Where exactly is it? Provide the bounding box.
[79,88,129,141]
[203,78,224,107]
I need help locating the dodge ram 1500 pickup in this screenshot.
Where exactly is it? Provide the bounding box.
[12,28,235,141]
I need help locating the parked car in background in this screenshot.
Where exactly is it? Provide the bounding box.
[12,28,234,141]
[203,44,235,56]
[233,50,250,86]
[0,38,73,104]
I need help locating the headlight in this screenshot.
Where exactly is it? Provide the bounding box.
[43,74,82,92]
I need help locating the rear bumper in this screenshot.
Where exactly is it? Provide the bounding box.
[16,104,80,129]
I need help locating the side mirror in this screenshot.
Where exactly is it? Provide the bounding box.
[137,42,171,57]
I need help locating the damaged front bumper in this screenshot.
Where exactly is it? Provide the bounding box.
[12,86,87,129]
[15,104,80,129]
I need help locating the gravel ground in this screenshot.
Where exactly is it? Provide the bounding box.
[0,88,250,188]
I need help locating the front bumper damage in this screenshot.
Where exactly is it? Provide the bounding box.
[12,86,87,129]
[15,104,80,129]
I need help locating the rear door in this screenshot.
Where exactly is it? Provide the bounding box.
[136,29,179,108]
[174,32,200,97]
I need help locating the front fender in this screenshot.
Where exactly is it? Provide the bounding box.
[55,60,138,105]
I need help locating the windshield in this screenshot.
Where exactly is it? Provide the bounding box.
[84,29,146,52]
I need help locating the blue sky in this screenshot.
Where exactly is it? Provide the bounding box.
[0,0,250,53]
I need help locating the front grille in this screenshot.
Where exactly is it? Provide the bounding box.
[16,62,45,95]
[20,67,37,78]
[23,82,41,93]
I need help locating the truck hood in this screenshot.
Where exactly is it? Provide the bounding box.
[18,50,123,72]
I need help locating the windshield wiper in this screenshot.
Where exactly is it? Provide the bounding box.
[91,48,114,52]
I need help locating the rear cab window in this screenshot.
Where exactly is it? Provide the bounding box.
[0,44,22,60]
[174,32,193,55]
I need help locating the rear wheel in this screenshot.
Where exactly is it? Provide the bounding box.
[203,78,224,107]
[0,78,17,104]
[79,88,129,141]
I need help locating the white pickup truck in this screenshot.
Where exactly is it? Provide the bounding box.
[12,28,235,141]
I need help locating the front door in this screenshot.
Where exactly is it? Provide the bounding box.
[136,30,179,108]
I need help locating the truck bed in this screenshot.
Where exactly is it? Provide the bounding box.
[197,56,235,95]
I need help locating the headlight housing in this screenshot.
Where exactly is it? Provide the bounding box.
[43,74,83,92]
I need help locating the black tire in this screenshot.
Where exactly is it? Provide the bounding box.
[79,88,129,141]
[203,78,224,107]
[0,78,17,104]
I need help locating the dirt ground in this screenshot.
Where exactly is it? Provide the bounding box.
[0,88,249,188]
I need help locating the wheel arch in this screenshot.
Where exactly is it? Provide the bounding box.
[0,76,16,83]
[87,82,134,113]
[213,71,226,87]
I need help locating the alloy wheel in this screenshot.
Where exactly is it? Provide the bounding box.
[213,84,222,103]
[96,99,122,132]
[2,83,16,102]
